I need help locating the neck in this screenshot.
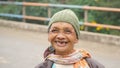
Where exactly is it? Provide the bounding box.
[55,49,75,57]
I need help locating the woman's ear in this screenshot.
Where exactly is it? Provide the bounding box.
[74,39,78,44]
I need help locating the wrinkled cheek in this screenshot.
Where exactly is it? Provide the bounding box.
[48,34,56,43]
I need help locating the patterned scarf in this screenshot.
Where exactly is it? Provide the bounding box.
[46,49,91,68]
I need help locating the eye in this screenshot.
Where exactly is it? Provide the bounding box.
[64,29,72,34]
[50,29,59,33]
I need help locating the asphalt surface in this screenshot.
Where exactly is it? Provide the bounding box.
[0,26,120,68]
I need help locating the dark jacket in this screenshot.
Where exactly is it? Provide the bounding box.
[35,58,105,68]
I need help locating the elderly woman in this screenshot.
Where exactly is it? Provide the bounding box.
[36,9,104,68]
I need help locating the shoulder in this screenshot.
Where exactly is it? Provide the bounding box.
[35,59,53,68]
[85,58,105,68]
[78,49,105,68]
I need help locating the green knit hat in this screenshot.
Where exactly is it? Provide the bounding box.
[48,9,80,39]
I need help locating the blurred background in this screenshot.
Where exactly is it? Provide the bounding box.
[0,0,120,35]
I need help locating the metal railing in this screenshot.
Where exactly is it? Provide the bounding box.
[0,1,120,30]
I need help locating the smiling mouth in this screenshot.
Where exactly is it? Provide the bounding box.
[55,41,68,47]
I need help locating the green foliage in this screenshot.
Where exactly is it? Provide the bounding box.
[0,4,22,21]
[0,0,120,35]
[26,6,47,17]
[0,5,22,14]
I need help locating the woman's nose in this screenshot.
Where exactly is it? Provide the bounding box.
[56,33,65,40]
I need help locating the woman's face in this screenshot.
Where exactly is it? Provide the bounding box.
[48,22,78,55]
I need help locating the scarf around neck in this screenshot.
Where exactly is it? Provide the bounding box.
[46,49,91,65]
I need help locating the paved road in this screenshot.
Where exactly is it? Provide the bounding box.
[0,26,120,68]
